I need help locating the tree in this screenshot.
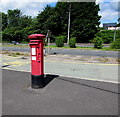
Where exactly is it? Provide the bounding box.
[70,2,101,42]
[2,27,17,42]
[19,15,32,28]
[118,18,120,22]
[0,12,8,30]
[36,2,101,43]
[7,9,21,27]
[36,5,57,34]
[116,18,120,26]
[2,9,36,42]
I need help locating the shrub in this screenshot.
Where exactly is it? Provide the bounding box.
[55,36,65,47]
[110,39,120,49]
[93,36,103,49]
[69,37,76,48]
[96,30,120,44]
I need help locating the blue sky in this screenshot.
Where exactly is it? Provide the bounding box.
[0,0,119,27]
[97,0,119,26]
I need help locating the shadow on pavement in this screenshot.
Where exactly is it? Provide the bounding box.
[2,65,10,67]
[44,74,59,87]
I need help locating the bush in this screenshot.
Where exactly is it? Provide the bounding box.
[96,30,120,44]
[69,37,76,48]
[55,36,65,47]
[110,39,120,49]
[93,36,103,49]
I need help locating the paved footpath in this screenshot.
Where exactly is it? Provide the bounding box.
[1,54,119,84]
[2,69,119,115]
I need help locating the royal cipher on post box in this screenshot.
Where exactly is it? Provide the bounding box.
[28,34,46,89]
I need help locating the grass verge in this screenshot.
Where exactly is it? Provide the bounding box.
[2,44,29,47]
[45,45,119,51]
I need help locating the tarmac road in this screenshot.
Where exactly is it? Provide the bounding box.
[2,46,118,58]
[2,69,119,115]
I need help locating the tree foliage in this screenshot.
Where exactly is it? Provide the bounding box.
[2,9,36,42]
[69,37,76,48]
[7,9,21,27]
[117,18,120,26]
[93,36,103,49]
[55,36,65,47]
[110,39,120,49]
[36,2,101,42]
[0,12,8,30]
[2,2,101,43]
[96,30,120,44]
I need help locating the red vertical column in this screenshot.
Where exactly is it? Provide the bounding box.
[28,34,45,89]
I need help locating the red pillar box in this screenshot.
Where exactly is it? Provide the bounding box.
[28,34,46,88]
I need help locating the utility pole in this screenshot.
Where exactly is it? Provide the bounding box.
[46,30,50,55]
[67,1,71,44]
[113,27,116,41]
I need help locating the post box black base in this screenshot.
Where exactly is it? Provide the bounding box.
[31,75,44,89]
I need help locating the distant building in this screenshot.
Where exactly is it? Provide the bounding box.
[103,23,117,30]
[108,27,120,30]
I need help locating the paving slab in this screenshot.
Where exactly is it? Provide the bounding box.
[2,69,119,115]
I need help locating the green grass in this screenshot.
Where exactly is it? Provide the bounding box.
[2,44,29,47]
[2,41,29,44]
[102,47,119,51]
[20,41,29,44]
[46,45,94,49]
[2,41,10,43]
[45,45,119,51]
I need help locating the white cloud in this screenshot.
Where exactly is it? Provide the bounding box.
[99,23,103,27]
[111,0,119,2]
[96,0,104,4]
[1,0,58,2]
[99,9,118,22]
[0,1,54,17]
[96,0,119,4]
[97,1,119,27]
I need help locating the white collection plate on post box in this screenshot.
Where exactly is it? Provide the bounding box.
[32,48,36,55]
[31,48,36,60]
[32,56,36,60]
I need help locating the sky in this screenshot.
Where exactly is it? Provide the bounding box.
[0,0,119,27]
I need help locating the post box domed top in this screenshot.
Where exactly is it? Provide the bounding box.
[28,34,46,39]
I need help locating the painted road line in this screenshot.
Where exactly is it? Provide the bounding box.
[7,61,30,66]
[2,61,30,66]
[45,60,119,66]
[2,68,30,73]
